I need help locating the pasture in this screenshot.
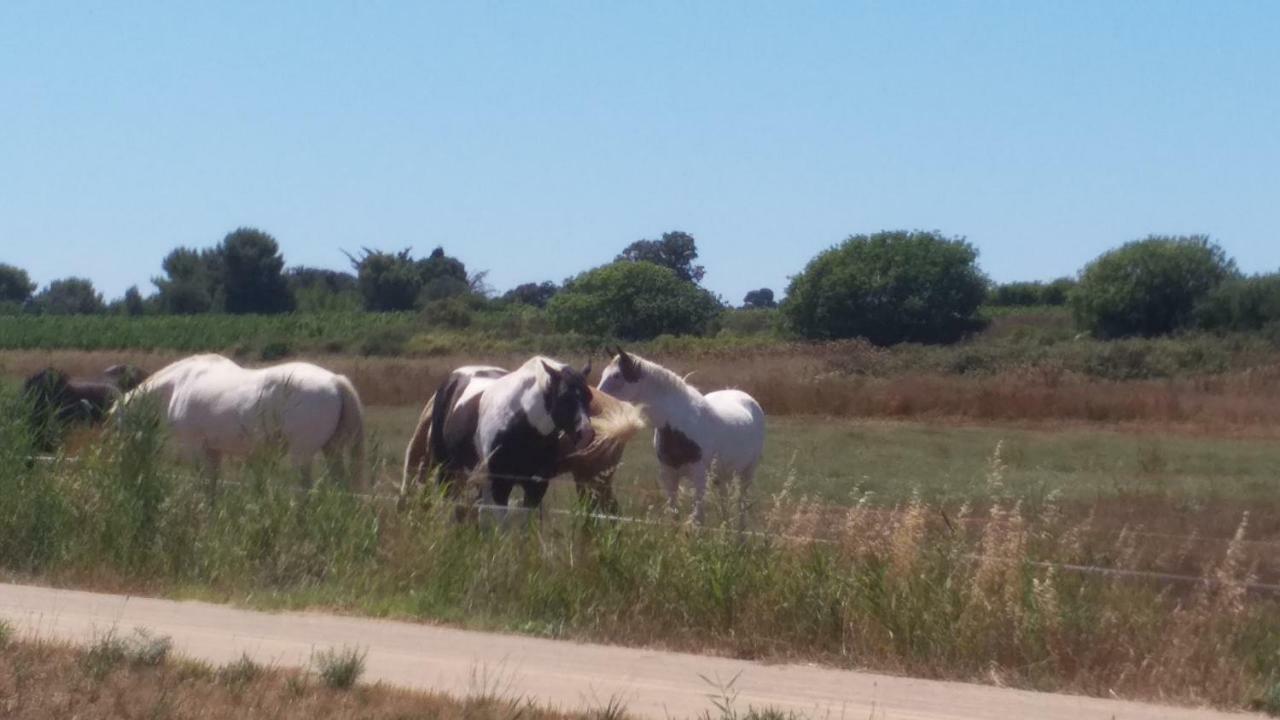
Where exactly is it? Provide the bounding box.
[2,349,1279,712]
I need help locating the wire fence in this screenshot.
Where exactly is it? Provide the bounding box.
[24,453,1280,596]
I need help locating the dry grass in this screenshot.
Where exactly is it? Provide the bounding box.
[6,348,1280,430]
[0,635,605,720]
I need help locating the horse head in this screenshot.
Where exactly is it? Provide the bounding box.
[538,359,595,449]
[598,346,644,399]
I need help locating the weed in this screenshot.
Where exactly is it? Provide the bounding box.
[80,630,127,680]
[124,628,173,667]
[217,652,263,686]
[313,645,366,690]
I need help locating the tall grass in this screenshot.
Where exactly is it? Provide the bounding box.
[0,389,1277,710]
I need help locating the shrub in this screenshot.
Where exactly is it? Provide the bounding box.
[547,261,723,340]
[989,278,1075,307]
[1196,273,1280,333]
[782,230,989,345]
[1072,235,1236,338]
[313,646,366,690]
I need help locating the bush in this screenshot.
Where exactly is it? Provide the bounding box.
[1072,235,1236,338]
[781,230,989,345]
[989,278,1075,307]
[547,261,723,340]
[1195,273,1280,333]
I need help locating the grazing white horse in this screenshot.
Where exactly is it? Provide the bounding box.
[119,354,366,490]
[598,348,765,527]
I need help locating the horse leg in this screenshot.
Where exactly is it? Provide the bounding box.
[488,477,514,526]
[689,463,709,526]
[201,448,222,501]
[658,464,681,517]
[737,462,757,533]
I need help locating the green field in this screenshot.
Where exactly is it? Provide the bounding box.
[366,407,1280,533]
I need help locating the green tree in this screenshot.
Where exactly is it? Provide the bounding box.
[547,261,723,339]
[1072,235,1236,338]
[616,231,706,284]
[742,288,776,309]
[287,267,361,313]
[349,248,423,312]
[31,277,106,315]
[0,263,36,304]
[219,227,295,314]
[1194,272,1280,333]
[153,247,221,314]
[348,246,472,311]
[782,230,989,344]
[107,285,147,315]
[503,281,559,308]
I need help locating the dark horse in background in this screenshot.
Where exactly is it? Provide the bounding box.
[22,364,149,455]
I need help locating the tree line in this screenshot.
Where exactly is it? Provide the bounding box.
[2,228,1278,345]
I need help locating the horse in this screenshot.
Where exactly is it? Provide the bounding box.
[400,366,645,514]
[117,354,366,490]
[22,365,151,454]
[598,348,765,527]
[419,356,633,520]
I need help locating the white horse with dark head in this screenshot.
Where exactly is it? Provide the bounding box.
[117,354,366,490]
[599,348,765,527]
[427,356,602,517]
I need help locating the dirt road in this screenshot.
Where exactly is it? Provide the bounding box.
[0,582,1260,719]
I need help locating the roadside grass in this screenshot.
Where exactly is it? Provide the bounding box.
[1,395,1278,712]
[0,635,624,720]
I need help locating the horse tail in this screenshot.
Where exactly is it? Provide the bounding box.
[327,374,367,491]
[399,393,436,508]
[569,391,646,471]
[429,374,462,475]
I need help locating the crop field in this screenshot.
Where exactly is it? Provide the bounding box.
[3,343,1280,712]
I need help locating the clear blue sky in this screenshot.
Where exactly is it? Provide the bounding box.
[2,2,1278,304]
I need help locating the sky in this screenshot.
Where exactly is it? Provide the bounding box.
[2,2,1278,304]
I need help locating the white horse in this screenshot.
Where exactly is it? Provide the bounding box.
[118,354,366,490]
[598,348,765,527]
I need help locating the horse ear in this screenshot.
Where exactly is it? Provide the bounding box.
[581,360,592,378]
[540,360,562,381]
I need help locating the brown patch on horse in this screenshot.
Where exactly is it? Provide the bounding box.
[657,423,702,468]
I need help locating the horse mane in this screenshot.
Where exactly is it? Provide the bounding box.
[632,354,702,398]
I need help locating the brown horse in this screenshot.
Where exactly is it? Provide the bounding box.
[400,372,644,514]
[22,364,150,454]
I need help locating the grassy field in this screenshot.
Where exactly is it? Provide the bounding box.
[2,399,1278,712]
[0,629,624,720]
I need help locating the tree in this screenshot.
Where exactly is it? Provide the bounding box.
[616,231,706,284]
[0,263,36,304]
[782,230,989,345]
[109,285,146,316]
[547,261,723,340]
[219,227,295,314]
[287,266,360,313]
[349,248,422,311]
[31,277,106,315]
[1072,235,1236,338]
[742,288,776,309]
[1195,273,1280,333]
[989,278,1076,307]
[153,247,221,314]
[347,246,472,311]
[503,281,559,308]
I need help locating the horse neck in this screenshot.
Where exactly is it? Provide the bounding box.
[639,379,705,429]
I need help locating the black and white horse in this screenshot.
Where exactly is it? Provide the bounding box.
[426,356,597,518]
